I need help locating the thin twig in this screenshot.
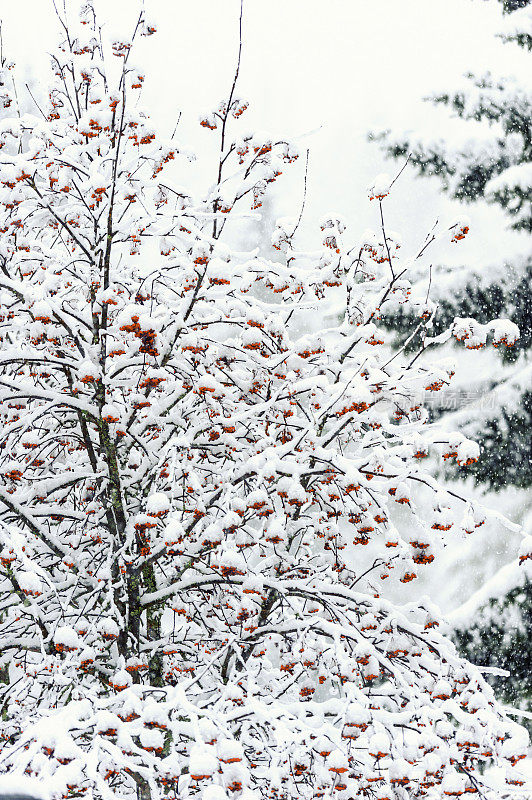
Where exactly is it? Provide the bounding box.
[291,148,310,239]
[213,0,244,240]
[170,111,182,140]
[425,264,432,305]
[389,153,411,189]
[25,83,47,120]
[379,199,395,279]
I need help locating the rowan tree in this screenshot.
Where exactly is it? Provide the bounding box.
[0,3,528,799]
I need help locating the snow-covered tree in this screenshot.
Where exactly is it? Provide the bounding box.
[454,570,532,735]
[372,0,531,489]
[0,3,528,799]
[372,0,532,729]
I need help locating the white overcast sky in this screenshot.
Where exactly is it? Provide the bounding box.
[2,0,527,261]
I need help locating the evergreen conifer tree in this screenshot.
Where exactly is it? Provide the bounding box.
[373,0,532,733]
